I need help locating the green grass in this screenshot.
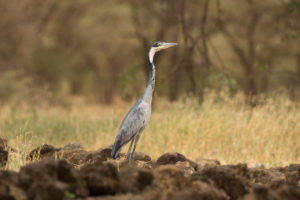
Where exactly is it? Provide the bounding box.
[1,92,299,170]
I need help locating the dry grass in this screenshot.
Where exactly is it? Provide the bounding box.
[1,91,299,170]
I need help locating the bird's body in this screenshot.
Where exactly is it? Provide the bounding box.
[111,41,177,166]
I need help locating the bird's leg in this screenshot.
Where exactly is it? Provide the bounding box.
[127,138,134,161]
[129,135,140,167]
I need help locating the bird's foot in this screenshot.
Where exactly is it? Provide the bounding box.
[129,156,135,167]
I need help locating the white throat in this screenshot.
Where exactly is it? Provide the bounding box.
[148,47,158,63]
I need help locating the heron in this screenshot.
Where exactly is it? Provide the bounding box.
[111,41,178,166]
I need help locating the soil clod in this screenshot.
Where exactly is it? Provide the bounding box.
[0,142,299,200]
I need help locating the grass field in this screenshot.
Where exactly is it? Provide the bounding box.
[1,92,299,170]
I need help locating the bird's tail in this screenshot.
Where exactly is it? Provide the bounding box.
[111,137,122,159]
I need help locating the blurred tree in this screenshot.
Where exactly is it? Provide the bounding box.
[0,0,299,105]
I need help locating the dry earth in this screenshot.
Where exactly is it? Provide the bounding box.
[0,138,300,200]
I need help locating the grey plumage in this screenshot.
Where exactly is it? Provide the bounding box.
[111,41,178,166]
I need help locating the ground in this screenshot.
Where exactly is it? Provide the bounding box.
[0,140,299,200]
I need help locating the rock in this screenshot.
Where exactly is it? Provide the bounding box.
[80,162,119,195]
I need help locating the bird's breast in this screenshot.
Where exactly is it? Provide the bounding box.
[138,101,151,120]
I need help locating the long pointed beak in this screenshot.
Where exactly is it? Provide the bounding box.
[159,42,178,51]
[163,43,178,47]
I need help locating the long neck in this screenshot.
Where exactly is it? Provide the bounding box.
[142,48,156,103]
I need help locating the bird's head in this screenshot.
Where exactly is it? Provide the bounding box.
[149,41,178,63]
[152,41,178,52]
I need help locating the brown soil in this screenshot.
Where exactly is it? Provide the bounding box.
[0,141,299,200]
[0,137,8,167]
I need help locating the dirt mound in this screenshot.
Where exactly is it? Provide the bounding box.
[0,149,8,168]
[27,142,115,166]
[0,137,8,149]
[0,142,299,200]
[80,162,119,196]
[119,167,154,193]
[192,165,249,200]
[0,137,8,168]
[27,144,60,160]
[20,159,88,200]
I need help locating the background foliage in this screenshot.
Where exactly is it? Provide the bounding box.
[0,0,300,105]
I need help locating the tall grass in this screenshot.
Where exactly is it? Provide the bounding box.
[0,91,299,170]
